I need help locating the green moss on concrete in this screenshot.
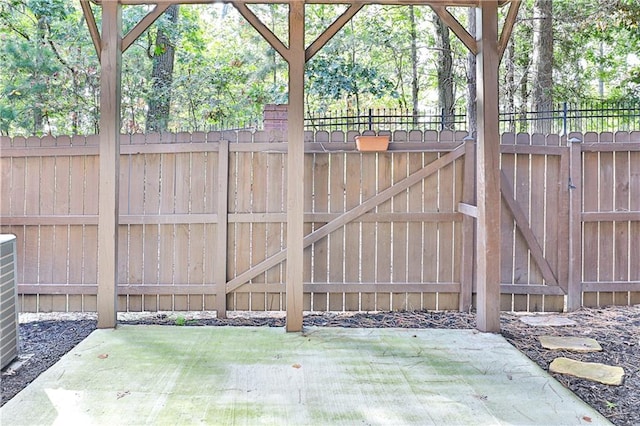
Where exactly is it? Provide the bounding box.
[1,326,612,426]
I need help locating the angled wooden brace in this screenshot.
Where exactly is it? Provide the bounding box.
[498,0,521,61]
[80,0,101,58]
[232,1,290,62]
[122,3,173,52]
[81,2,176,60]
[431,5,477,55]
[306,3,364,61]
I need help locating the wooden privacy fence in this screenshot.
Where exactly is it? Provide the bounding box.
[1,130,639,313]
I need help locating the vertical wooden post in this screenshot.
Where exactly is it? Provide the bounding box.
[459,137,476,312]
[97,2,122,329]
[567,135,583,311]
[285,1,305,332]
[216,140,229,318]
[475,1,501,332]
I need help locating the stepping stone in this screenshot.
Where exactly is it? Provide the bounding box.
[539,336,602,352]
[520,316,577,326]
[549,357,624,386]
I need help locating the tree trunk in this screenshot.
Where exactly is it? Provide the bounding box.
[33,15,47,134]
[519,75,529,133]
[504,37,516,133]
[466,7,477,135]
[146,5,179,133]
[409,6,419,126]
[531,0,553,134]
[433,12,455,130]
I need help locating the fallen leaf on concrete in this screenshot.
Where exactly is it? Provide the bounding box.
[292,363,301,369]
[98,354,109,359]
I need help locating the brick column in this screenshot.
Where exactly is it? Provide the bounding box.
[263,104,288,132]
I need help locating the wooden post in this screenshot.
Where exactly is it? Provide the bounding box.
[216,140,229,318]
[567,135,583,311]
[459,137,476,312]
[97,2,122,329]
[285,1,305,332]
[475,1,501,332]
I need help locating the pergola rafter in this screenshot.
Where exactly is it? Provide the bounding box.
[82,0,521,333]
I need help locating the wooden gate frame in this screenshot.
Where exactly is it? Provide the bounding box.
[223,142,470,311]
[498,141,570,309]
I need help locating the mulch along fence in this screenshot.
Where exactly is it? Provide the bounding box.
[1,130,638,313]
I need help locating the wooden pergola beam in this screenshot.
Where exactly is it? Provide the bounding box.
[498,0,520,60]
[80,0,101,59]
[232,2,290,61]
[431,6,477,55]
[122,3,172,52]
[305,3,363,61]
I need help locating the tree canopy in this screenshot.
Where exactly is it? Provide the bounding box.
[0,0,638,136]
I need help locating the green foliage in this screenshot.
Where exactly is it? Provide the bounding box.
[0,1,637,136]
[501,0,640,114]
[306,56,395,102]
[0,0,99,135]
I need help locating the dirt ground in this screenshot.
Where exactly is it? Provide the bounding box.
[500,306,639,426]
[2,306,638,426]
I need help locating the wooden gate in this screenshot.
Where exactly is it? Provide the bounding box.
[499,133,569,312]
[225,131,472,313]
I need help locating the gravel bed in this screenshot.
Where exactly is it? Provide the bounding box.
[2,307,638,426]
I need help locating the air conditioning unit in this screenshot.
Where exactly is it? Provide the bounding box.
[1,234,18,370]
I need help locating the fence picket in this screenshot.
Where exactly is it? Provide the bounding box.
[344,153,361,310]
[311,153,329,311]
[598,133,615,306]
[263,152,283,310]
[500,133,516,310]
[529,133,546,311]
[189,152,207,303]
[391,152,408,310]
[613,133,630,304]
[544,134,566,312]
[360,152,377,310]
[407,152,424,310]
[437,157,457,310]
[174,151,191,307]
[232,150,252,310]
[328,152,345,311]
[582,132,600,307]
[250,152,268,311]
[630,138,640,304]
[513,133,531,311]
[375,152,392,311]
[303,153,314,310]
[127,153,144,290]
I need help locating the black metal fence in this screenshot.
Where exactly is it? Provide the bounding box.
[304,101,640,134]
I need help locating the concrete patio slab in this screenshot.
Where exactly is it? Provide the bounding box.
[1,326,609,425]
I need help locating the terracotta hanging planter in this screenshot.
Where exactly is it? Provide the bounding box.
[355,135,390,152]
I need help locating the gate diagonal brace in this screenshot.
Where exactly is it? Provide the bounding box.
[500,170,560,288]
[225,142,467,293]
